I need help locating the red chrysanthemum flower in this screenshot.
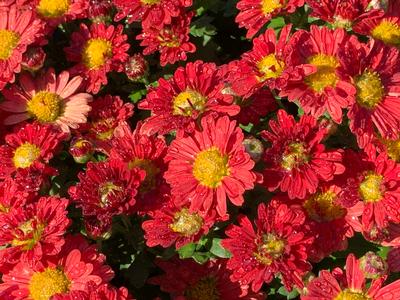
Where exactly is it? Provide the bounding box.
[280,26,356,123]
[55,283,133,300]
[235,0,304,38]
[68,159,145,237]
[0,68,92,132]
[113,0,192,29]
[0,5,43,90]
[0,176,28,217]
[0,122,66,179]
[149,258,265,299]
[303,253,400,300]
[222,200,313,292]
[136,13,196,67]
[164,115,258,217]
[139,60,239,135]
[0,235,114,299]
[354,15,400,47]
[64,23,130,94]
[0,196,69,273]
[261,110,345,199]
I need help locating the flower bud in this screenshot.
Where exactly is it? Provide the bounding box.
[243,136,264,162]
[21,46,46,72]
[125,54,149,82]
[359,251,387,279]
[69,138,94,164]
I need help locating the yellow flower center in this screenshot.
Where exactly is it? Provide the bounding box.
[37,0,70,18]
[0,29,20,60]
[29,267,71,300]
[305,54,339,93]
[303,190,346,222]
[91,118,116,141]
[359,172,384,203]
[13,143,41,169]
[140,0,161,5]
[257,54,285,82]
[371,20,400,47]
[172,90,207,116]
[192,146,230,189]
[384,138,400,162]
[261,0,283,15]
[185,277,219,300]
[82,38,112,70]
[159,29,180,48]
[254,234,286,265]
[11,220,45,251]
[335,289,371,300]
[129,158,160,193]
[169,208,203,236]
[99,182,123,207]
[355,70,384,109]
[281,142,309,171]
[27,91,62,123]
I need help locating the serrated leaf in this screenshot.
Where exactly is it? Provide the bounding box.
[210,238,231,258]
[277,286,300,299]
[129,89,147,103]
[178,243,196,259]
[190,16,217,37]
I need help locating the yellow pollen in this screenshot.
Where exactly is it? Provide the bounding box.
[129,158,160,193]
[303,190,346,222]
[11,220,45,251]
[140,0,161,5]
[192,146,230,189]
[305,54,339,93]
[37,0,70,18]
[261,0,283,15]
[91,118,116,140]
[27,91,62,123]
[371,20,400,47]
[0,29,20,60]
[82,38,112,70]
[172,90,207,116]
[384,138,400,162]
[185,277,219,300]
[98,182,123,207]
[29,267,71,300]
[334,289,371,300]
[257,54,285,82]
[281,142,309,171]
[355,70,384,109]
[359,172,384,203]
[13,143,41,169]
[158,29,180,48]
[254,234,286,265]
[169,208,203,236]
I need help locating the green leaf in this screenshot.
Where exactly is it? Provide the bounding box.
[210,238,231,258]
[277,286,300,299]
[268,17,285,30]
[192,252,211,264]
[177,243,196,259]
[190,16,217,37]
[129,89,147,103]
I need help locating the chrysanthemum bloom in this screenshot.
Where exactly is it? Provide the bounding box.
[64,23,129,94]
[113,0,192,29]
[302,253,400,300]
[235,0,304,38]
[139,61,239,135]
[0,5,43,90]
[0,177,27,218]
[68,159,145,237]
[222,201,313,292]
[0,68,92,133]
[164,115,257,217]
[261,110,345,199]
[0,235,114,299]
[280,26,356,123]
[149,258,265,299]
[354,16,400,47]
[136,13,196,67]
[21,46,46,72]
[0,196,70,273]
[0,122,65,179]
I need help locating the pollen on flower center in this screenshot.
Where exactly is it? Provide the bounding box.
[257,54,285,82]
[384,138,400,162]
[303,190,346,222]
[129,158,160,193]
[140,0,161,5]
[261,0,283,15]
[371,20,400,47]
[82,38,112,70]
[305,54,339,93]
[0,29,20,60]
[99,182,123,207]
[12,220,45,250]
[159,28,181,48]
[359,172,384,203]
[37,0,70,18]
[334,289,371,300]
[13,143,41,169]
[254,233,286,265]
[29,267,71,300]
[172,90,207,116]
[170,208,203,236]
[185,277,219,300]
[192,146,230,188]
[355,70,384,109]
[281,142,309,171]
[27,91,62,123]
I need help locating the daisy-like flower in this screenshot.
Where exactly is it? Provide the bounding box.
[280,25,356,123]
[302,253,400,300]
[139,60,239,135]
[0,122,65,179]
[0,177,28,218]
[0,68,92,133]
[64,23,130,94]
[0,235,114,299]
[136,13,196,67]
[261,110,345,199]
[235,0,304,38]
[0,5,43,90]
[354,16,400,47]
[68,159,145,237]
[164,115,257,217]
[113,0,192,29]
[0,196,70,273]
[222,200,313,292]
